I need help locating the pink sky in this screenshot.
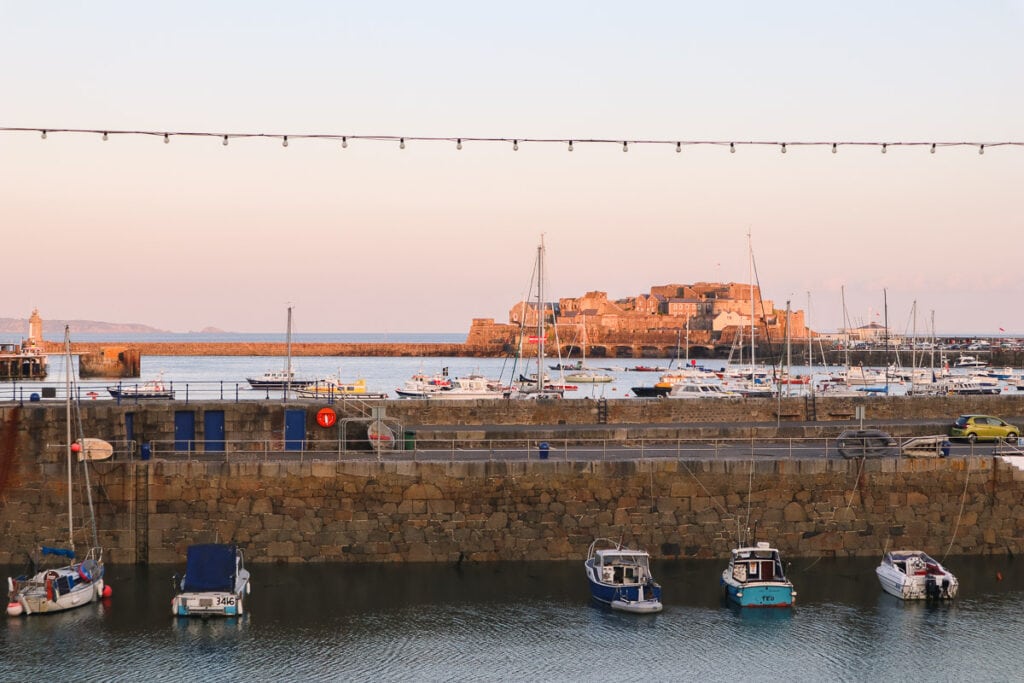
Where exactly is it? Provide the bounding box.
[2,2,1022,334]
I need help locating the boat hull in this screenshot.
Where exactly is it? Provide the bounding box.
[720,576,795,608]
[9,561,105,616]
[876,565,958,600]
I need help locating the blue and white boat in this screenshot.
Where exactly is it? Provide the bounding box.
[720,542,795,608]
[584,538,662,614]
[171,544,251,617]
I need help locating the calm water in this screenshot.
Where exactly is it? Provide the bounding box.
[4,557,1024,681]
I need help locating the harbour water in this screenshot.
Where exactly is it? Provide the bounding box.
[3,556,1024,681]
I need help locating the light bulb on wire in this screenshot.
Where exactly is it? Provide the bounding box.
[513,139,518,151]
[622,141,628,152]
[780,143,787,154]
[164,133,169,144]
[102,132,108,141]
[223,135,229,146]
[342,136,348,149]
[282,136,288,148]
[930,143,936,154]
[40,130,47,140]
[832,143,837,154]
[399,137,405,150]
[730,142,735,153]
[881,143,887,154]
[456,138,462,150]
[568,140,573,152]
[676,142,681,153]
[979,144,985,155]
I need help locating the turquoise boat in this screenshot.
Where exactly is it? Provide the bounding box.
[720,542,795,608]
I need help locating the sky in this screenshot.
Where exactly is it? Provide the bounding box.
[2,1,1023,335]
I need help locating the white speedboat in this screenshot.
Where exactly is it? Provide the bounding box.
[584,538,662,614]
[720,542,796,608]
[108,372,175,400]
[666,381,740,399]
[172,544,251,617]
[876,550,958,600]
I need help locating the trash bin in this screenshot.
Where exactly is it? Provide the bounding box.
[539,441,549,460]
[940,440,951,457]
[140,442,151,461]
[29,393,40,402]
[404,430,416,451]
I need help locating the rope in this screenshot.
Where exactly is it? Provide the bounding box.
[942,457,973,561]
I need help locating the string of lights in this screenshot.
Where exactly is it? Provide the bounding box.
[2,126,1022,154]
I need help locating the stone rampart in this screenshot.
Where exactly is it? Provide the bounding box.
[3,399,1024,565]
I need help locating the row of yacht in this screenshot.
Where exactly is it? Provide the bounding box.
[585,539,959,614]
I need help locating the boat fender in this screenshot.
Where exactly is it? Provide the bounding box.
[6,601,23,617]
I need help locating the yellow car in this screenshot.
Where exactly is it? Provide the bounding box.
[949,415,1018,443]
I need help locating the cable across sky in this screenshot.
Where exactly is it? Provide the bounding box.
[2,126,1022,154]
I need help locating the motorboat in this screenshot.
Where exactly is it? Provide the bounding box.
[172,544,251,617]
[395,371,452,398]
[563,369,614,383]
[631,383,672,398]
[584,538,662,614]
[294,377,388,399]
[246,369,314,390]
[876,550,958,600]
[953,355,987,368]
[666,382,741,399]
[438,374,508,400]
[107,372,175,400]
[720,542,796,608]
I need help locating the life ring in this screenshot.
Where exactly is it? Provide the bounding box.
[45,570,59,601]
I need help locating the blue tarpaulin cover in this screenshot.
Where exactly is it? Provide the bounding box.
[41,546,75,559]
[182,544,236,592]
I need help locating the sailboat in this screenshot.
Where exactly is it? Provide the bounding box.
[7,327,108,617]
[246,306,314,391]
[563,314,613,384]
[512,237,564,399]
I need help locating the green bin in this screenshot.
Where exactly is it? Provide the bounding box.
[403,430,416,451]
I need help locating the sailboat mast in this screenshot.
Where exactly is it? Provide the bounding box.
[64,326,74,550]
[806,291,814,396]
[748,231,755,370]
[537,238,545,395]
[285,306,293,401]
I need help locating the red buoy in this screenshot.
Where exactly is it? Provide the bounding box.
[71,442,82,453]
[102,584,113,598]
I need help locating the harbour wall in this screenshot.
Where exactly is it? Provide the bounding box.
[3,397,1024,565]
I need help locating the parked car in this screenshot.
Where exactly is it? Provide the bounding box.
[948,415,1019,443]
[836,429,898,459]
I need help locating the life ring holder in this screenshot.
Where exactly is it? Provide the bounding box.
[44,570,59,601]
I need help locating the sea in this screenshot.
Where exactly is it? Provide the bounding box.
[3,556,1024,681]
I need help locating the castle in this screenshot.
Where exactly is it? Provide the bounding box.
[466,282,809,358]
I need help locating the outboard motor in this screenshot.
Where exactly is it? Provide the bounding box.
[925,575,941,599]
[941,578,951,598]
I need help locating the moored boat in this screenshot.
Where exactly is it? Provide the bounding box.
[294,377,388,399]
[720,542,795,608]
[584,538,662,613]
[107,372,175,400]
[171,543,251,617]
[246,369,315,390]
[876,550,958,600]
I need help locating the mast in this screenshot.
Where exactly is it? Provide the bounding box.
[748,230,755,370]
[806,291,814,396]
[536,237,545,395]
[883,289,890,394]
[285,305,293,401]
[784,300,792,397]
[65,326,74,550]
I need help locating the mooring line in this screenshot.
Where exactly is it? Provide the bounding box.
[942,457,973,561]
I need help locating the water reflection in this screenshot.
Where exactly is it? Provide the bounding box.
[2,557,1024,681]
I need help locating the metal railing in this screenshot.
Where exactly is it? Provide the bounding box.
[126,434,1011,464]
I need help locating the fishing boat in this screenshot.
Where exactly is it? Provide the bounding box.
[876,550,958,600]
[584,538,662,614]
[7,327,107,617]
[246,307,314,390]
[720,541,796,608]
[107,372,175,400]
[294,377,388,399]
[171,543,251,617]
[395,371,452,398]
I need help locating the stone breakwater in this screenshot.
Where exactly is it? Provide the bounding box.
[1,456,1021,566]
[4,395,1024,565]
[51,341,494,358]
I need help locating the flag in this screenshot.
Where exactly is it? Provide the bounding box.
[999,327,1005,332]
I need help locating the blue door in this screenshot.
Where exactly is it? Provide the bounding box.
[284,409,306,451]
[174,411,196,452]
[204,410,225,452]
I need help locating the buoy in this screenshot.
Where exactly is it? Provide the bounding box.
[71,442,81,453]
[6,601,23,617]
[997,572,1003,581]
[102,584,113,598]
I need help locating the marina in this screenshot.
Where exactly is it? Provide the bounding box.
[3,557,1024,680]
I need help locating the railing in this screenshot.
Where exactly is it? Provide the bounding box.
[127,434,1011,464]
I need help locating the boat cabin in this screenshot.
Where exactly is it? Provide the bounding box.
[593,550,652,586]
[730,543,786,584]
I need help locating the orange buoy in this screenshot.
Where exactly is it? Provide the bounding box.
[102,584,113,598]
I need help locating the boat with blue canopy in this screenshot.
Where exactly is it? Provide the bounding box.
[171,544,251,617]
[584,538,662,614]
